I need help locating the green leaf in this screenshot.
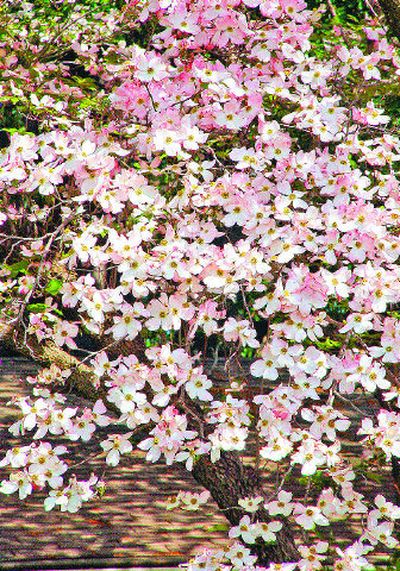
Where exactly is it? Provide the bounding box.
[5,260,29,278]
[45,279,63,296]
[315,338,342,351]
[364,472,383,484]
[79,97,97,109]
[26,303,48,313]
[2,126,35,135]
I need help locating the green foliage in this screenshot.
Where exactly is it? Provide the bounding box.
[384,550,400,571]
[4,260,30,278]
[314,337,342,351]
[241,346,256,359]
[45,279,63,296]
[26,302,48,313]
[325,297,349,320]
[298,470,334,491]
[308,0,367,23]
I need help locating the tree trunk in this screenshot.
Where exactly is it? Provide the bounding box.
[377,0,400,39]
[193,451,299,565]
[373,389,400,501]
[1,320,299,564]
[391,458,400,499]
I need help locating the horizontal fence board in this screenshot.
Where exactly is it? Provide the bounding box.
[0,357,396,569]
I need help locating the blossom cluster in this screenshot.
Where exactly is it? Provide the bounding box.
[1,0,400,568]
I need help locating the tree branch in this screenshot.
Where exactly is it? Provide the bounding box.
[0,320,103,403]
[1,318,299,564]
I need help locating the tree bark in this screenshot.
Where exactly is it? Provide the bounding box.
[0,321,103,402]
[0,320,146,402]
[375,388,400,500]
[193,452,299,565]
[376,0,400,39]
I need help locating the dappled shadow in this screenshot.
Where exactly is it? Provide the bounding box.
[0,358,227,569]
[0,357,397,569]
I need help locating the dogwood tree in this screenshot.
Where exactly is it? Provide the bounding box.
[1,0,400,568]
